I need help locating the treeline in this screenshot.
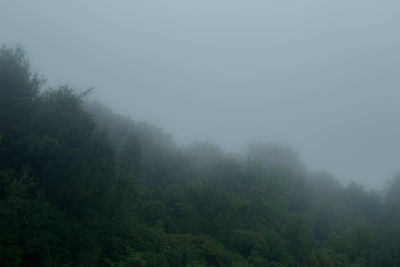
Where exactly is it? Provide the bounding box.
[1,46,400,266]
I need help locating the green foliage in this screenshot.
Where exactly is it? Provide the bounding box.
[119,136,142,179]
[0,170,63,266]
[247,142,306,173]
[0,46,43,171]
[28,87,116,214]
[2,45,400,266]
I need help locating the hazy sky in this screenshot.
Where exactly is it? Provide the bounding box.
[2,1,400,188]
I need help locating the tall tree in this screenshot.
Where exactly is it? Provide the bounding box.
[0,46,43,170]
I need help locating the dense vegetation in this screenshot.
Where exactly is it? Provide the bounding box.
[1,46,400,266]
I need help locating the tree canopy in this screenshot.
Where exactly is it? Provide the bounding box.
[1,46,400,266]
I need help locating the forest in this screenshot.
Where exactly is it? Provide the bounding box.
[1,45,400,266]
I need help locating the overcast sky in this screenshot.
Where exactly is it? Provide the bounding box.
[1,0,400,189]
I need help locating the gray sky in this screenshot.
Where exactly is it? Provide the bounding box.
[2,0,400,189]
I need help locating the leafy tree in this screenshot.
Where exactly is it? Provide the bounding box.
[0,170,63,266]
[29,87,116,214]
[0,46,43,171]
[247,142,306,173]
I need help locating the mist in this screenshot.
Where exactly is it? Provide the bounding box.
[2,0,400,189]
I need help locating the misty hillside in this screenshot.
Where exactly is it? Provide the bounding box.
[2,46,400,266]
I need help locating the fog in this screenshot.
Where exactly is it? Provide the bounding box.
[2,0,400,189]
